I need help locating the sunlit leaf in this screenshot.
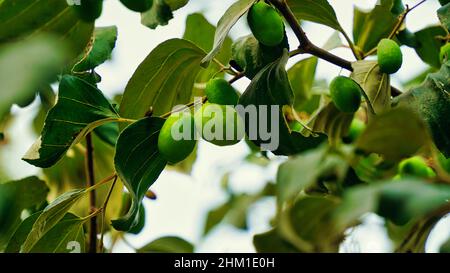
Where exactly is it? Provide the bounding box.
[138,236,194,253]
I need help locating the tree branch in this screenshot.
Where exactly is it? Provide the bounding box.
[85,133,97,253]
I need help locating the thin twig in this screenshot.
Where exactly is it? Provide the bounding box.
[99,175,118,253]
[85,133,97,253]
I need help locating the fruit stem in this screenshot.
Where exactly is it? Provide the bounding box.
[85,133,97,253]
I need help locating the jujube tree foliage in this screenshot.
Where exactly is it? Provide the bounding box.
[0,0,450,253]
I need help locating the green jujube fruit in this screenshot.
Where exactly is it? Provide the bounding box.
[72,0,103,22]
[158,112,196,164]
[329,76,362,113]
[398,156,436,178]
[377,39,403,74]
[344,118,365,143]
[120,0,153,12]
[205,78,240,106]
[194,103,244,147]
[440,43,450,62]
[247,2,285,47]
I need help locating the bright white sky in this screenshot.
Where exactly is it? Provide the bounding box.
[3,0,449,253]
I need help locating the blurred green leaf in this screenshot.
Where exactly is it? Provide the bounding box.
[0,36,68,114]
[288,57,318,109]
[353,1,397,53]
[73,26,118,72]
[201,0,256,65]
[23,75,120,168]
[138,236,194,253]
[414,26,447,68]
[112,117,167,231]
[394,61,450,157]
[253,228,299,253]
[0,177,49,249]
[119,39,205,120]
[440,237,450,253]
[141,0,189,29]
[438,4,450,31]
[356,107,429,160]
[0,0,94,58]
[287,0,343,31]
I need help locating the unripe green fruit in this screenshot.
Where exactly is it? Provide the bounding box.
[247,2,285,47]
[398,156,435,178]
[158,112,196,164]
[439,0,450,6]
[194,103,244,146]
[440,43,450,63]
[120,0,153,12]
[72,0,103,22]
[344,118,365,143]
[205,78,240,106]
[329,76,362,113]
[377,39,403,74]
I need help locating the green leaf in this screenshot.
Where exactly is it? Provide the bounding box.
[352,1,397,53]
[414,26,447,68]
[351,60,391,119]
[141,0,189,29]
[280,196,341,252]
[112,117,167,231]
[393,61,450,157]
[0,177,49,249]
[201,0,256,66]
[21,188,90,253]
[7,212,86,253]
[119,39,205,119]
[73,26,118,72]
[239,50,326,155]
[438,4,450,32]
[23,75,120,168]
[356,107,429,160]
[440,237,450,253]
[287,0,342,31]
[183,13,232,97]
[253,228,299,253]
[0,35,69,115]
[138,236,194,253]
[304,101,354,144]
[0,0,94,58]
[288,57,318,109]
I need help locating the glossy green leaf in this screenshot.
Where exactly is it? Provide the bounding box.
[0,177,49,249]
[288,57,318,109]
[287,0,342,31]
[112,117,167,231]
[414,26,447,68]
[356,107,429,160]
[7,212,86,253]
[141,0,189,29]
[0,0,94,58]
[352,1,397,53]
[0,36,68,115]
[23,75,120,168]
[21,188,90,253]
[393,61,450,157]
[73,26,118,72]
[239,50,326,155]
[438,4,450,31]
[138,236,194,253]
[119,39,205,119]
[201,0,256,65]
[351,60,390,119]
